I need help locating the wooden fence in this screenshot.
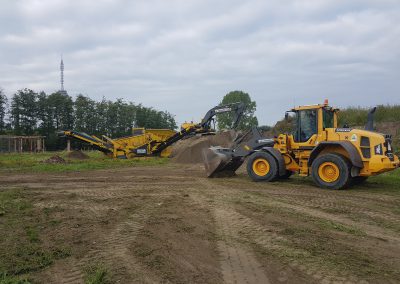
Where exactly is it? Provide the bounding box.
[0,136,46,153]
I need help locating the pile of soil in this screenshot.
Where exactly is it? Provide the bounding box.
[66,150,89,160]
[171,131,236,164]
[43,155,66,164]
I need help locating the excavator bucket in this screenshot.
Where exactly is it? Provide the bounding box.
[202,146,244,177]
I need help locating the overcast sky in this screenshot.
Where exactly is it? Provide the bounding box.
[1,0,399,126]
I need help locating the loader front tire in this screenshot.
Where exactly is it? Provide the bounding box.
[311,153,351,190]
[247,152,278,182]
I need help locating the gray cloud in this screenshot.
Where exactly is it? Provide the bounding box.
[1,0,399,125]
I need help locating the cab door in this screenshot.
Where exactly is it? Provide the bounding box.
[293,109,318,146]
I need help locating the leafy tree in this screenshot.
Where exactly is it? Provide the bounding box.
[47,92,74,130]
[0,88,7,133]
[10,89,38,135]
[95,98,109,136]
[74,95,97,134]
[5,87,178,148]
[217,90,258,130]
[36,91,52,134]
[161,111,177,129]
[101,98,135,137]
[135,106,176,130]
[36,91,74,150]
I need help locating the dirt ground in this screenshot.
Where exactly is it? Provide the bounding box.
[1,164,399,284]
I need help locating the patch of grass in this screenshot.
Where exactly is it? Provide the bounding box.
[245,225,393,281]
[51,247,72,259]
[25,227,40,243]
[366,170,400,190]
[315,220,366,236]
[0,189,70,279]
[0,273,31,284]
[84,264,110,284]
[0,151,169,173]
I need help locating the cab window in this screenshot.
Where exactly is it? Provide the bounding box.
[295,110,317,142]
[323,109,334,129]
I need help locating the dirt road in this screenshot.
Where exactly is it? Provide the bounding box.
[1,164,399,283]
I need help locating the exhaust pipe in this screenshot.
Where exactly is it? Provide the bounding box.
[365,107,376,131]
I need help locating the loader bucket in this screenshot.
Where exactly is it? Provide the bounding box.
[202,146,244,178]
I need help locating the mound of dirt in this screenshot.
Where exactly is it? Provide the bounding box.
[66,150,89,160]
[43,155,66,164]
[171,131,236,164]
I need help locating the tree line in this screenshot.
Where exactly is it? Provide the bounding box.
[0,88,177,150]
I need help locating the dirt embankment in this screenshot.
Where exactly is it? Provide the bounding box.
[66,150,89,160]
[43,155,66,164]
[170,131,236,164]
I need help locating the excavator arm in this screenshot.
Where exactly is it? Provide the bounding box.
[152,102,246,154]
[200,102,245,130]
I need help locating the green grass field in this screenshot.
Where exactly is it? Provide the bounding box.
[0,151,168,173]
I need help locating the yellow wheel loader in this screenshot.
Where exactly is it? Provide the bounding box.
[61,102,245,159]
[203,101,399,190]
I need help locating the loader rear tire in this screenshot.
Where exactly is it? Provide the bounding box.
[247,152,279,182]
[311,153,351,190]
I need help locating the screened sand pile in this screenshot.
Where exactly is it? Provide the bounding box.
[171,131,236,164]
[66,150,89,160]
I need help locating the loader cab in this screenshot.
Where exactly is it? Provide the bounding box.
[287,102,338,144]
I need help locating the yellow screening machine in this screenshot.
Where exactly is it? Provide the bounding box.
[61,102,245,159]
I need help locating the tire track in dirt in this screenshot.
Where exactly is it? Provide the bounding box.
[34,200,113,219]
[196,179,271,284]
[54,197,168,284]
[215,207,271,284]
[198,178,370,284]
[217,206,369,284]
[269,199,400,243]
[211,178,400,242]
[275,195,400,223]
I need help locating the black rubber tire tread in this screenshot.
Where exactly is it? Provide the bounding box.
[311,153,352,190]
[279,170,293,179]
[351,176,368,185]
[247,151,279,182]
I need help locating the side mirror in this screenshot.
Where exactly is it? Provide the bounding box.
[285,112,289,121]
